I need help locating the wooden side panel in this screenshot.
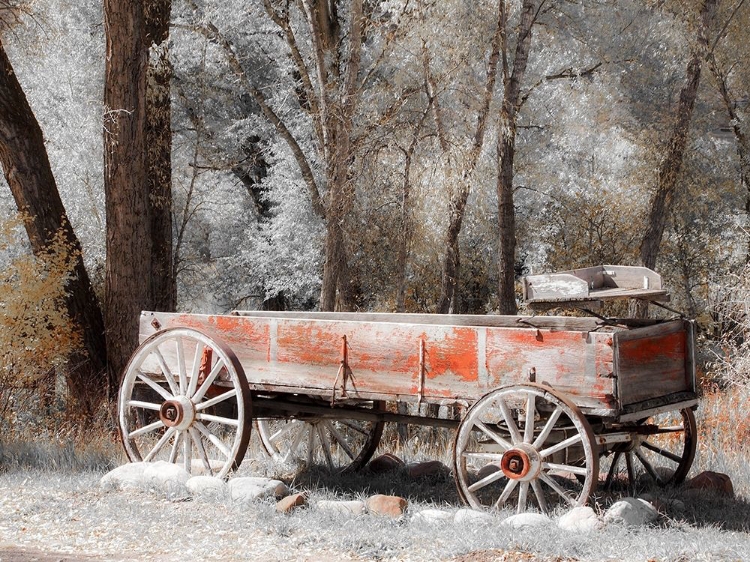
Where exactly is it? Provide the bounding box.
[484,328,616,409]
[615,320,692,406]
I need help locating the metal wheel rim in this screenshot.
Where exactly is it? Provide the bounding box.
[118,327,252,479]
[454,383,598,514]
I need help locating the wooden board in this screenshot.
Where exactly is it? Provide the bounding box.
[136,311,695,417]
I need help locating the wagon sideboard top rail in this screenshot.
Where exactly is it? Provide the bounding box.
[139,310,696,421]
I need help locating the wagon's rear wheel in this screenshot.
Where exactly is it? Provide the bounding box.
[256,401,384,472]
[454,384,598,514]
[118,328,252,479]
[600,408,696,490]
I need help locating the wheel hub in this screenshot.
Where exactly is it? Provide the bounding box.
[159,396,195,430]
[501,443,542,481]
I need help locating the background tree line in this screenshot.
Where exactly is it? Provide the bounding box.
[0,0,748,417]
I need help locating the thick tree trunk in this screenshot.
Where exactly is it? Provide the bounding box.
[0,41,107,411]
[495,0,536,315]
[639,0,717,271]
[103,0,151,392]
[145,0,175,312]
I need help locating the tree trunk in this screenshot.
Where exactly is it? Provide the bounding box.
[0,40,107,411]
[639,0,718,271]
[707,53,750,261]
[145,0,175,312]
[436,0,506,314]
[495,0,536,315]
[103,0,151,392]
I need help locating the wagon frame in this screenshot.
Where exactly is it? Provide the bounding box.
[118,265,698,514]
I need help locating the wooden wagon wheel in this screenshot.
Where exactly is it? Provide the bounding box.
[453,383,598,514]
[256,401,384,472]
[118,328,252,479]
[600,407,696,490]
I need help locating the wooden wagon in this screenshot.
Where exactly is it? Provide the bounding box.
[118,265,698,513]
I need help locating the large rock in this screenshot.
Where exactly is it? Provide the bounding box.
[454,508,495,524]
[557,506,601,533]
[501,513,553,529]
[143,461,191,494]
[366,494,408,518]
[603,498,659,526]
[186,476,228,500]
[229,477,289,504]
[406,460,450,479]
[100,462,148,491]
[317,500,366,516]
[476,463,502,481]
[368,453,405,474]
[411,509,453,524]
[685,471,734,497]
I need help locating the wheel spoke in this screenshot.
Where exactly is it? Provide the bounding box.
[194,388,238,411]
[634,447,662,482]
[187,343,204,397]
[154,348,180,396]
[196,412,239,427]
[543,462,589,477]
[604,451,622,490]
[338,420,369,435]
[316,424,335,470]
[192,358,225,402]
[268,420,299,444]
[492,478,518,510]
[143,426,176,461]
[642,440,683,464]
[306,425,315,466]
[532,406,563,449]
[625,452,635,484]
[283,422,306,462]
[325,421,356,460]
[128,419,165,439]
[467,467,506,492]
[182,429,192,472]
[168,430,181,463]
[523,393,536,443]
[517,481,529,514]
[176,337,187,395]
[135,371,172,401]
[539,472,577,507]
[194,421,232,459]
[539,433,582,459]
[462,452,504,462]
[531,479,549,514]
[474,420,513,451]
[190,427,213,475]
[127,400,161,411]
[498,398,523,444]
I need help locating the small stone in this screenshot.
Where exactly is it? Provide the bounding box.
[411,509,453,523]
[368,453,405,473]
[454,508,495,524]
[100,462,147,491]
[686,471,734,497]
[317,500,366,516]
[557,506,601,532]
[186,476,228,499]
[502,513,553,529]
[276,493,308,513]
[406,460,450,479]
[603,498,659,526]
[366,494,408,518]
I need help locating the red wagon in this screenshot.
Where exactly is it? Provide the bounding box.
[118,265,697,513]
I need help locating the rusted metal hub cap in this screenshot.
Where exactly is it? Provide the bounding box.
[500,443,542,481]
[159,396,195,430]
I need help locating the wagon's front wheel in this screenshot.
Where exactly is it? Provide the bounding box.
[454,384,598,514]
[118,328,252,479]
